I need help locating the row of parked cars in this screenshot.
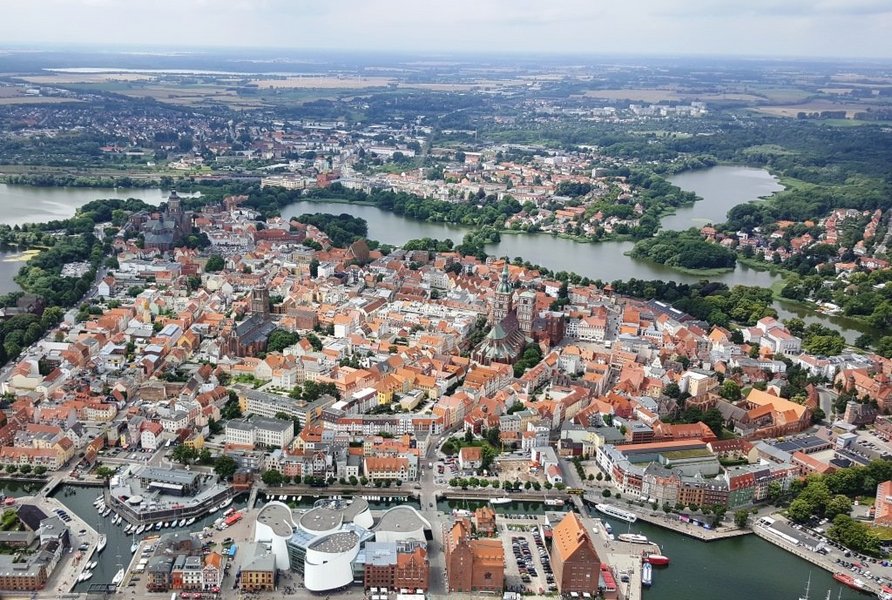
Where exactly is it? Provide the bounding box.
[835,558,890,586]
[54,507,72,523]
[512,535,539,586]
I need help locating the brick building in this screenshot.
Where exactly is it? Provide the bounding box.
[444,519,504,592]
[551,513,601,596]
[363,543,430,592]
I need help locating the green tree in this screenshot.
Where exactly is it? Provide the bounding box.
[205,254,225,272]
[214,455,238,481]
[267,329,300,353]
[171,444,198,465]
[787,498,814,523]
[261,469,284,487]
[719,380,742,402]
[825,494,853,520]
[95,466,115,480]
[734,509,750,528]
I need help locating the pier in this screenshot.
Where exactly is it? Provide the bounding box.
[753,519,885,598]
[583,495,752,542]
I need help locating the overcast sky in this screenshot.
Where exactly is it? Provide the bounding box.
[1,0,891,59]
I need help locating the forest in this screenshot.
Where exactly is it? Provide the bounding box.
[630,230,737,271]
[295,213,369,248]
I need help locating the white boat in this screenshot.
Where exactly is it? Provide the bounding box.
[93,496,104,507]
[154,522,162,530]
[124,524,133,534]
[297,496,303,502]
[219,497,233,510]
[595,503,637,523]
[544,498,565,507]
[97,535,107,553]
[113,514,122,525]
[642,562,652,587]
[88,561,98,570]
[178,518,187,527]
[185,517,196,526]
[489,497,513,505]
[112,568,125,586]
[618,533,649,544]
[101,508,111,518]
[79,570,93,582]
[131,539,139,553]
[135,524,146,535]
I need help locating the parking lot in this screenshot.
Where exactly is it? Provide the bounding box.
[501,526,557,595]
[762,515,892,588]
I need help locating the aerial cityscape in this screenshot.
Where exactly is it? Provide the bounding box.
[0,2,892,600]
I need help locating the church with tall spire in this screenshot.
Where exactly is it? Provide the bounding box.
[472,263,527,366]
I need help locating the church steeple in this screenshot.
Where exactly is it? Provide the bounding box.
[492,263,513,323]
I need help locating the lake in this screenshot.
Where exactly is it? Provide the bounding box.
[0,184,168,293]
[0,249,33,294]
[664,166,785,230]
[281,199,469,245]
[0,184,166,227]
[0,173,866,341]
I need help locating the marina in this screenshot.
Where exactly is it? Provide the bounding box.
[51,484,247,592]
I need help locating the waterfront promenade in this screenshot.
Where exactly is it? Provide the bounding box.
[15,495,102,595]
[585,496,752,542]
[753,516,886,598]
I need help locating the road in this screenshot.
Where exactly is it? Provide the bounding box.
[818,387,838,420]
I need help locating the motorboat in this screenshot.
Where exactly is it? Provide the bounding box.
[112,568,125,586]
[489,497,513,505]
[618,533,649,544]
[96,535,107,553]
[185,517,196,526]
[135,524,146,535]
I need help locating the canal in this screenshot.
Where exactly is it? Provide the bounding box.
[0,477,45,498]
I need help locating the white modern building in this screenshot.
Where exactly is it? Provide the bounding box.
[253,497,429,593]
